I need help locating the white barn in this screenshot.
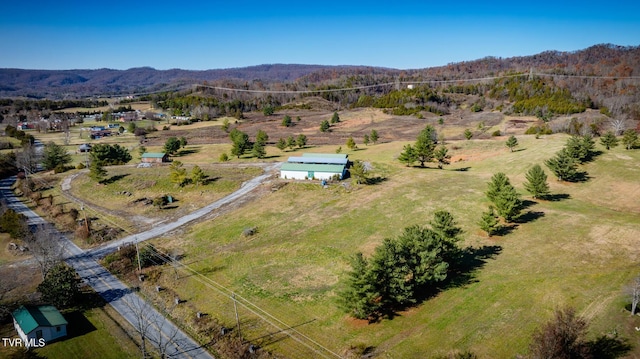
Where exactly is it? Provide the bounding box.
[12,305,68,347]
[280,153,348,180]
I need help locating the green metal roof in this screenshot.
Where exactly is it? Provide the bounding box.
[301,153,348,159]
[13,305,67,334]
[281,163,345,173]
[141,152,167,158]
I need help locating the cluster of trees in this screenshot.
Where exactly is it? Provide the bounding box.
[227,129,274,159]
[169,161,207,187]
[339,211,461,320]
[163,136,188,156]
[545,135,597,182]
[4,125,35,145]
[398,125,450,169]
[275,134,307,152]
[42,142,72,172]
[88,144,133,183]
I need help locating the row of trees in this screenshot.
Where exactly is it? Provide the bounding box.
[339,211,461,320]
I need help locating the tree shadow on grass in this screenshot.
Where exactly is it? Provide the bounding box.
[365,176,387,185]
[452,166,471,172]
[380,245,503,321]
[514,211,545,224]
[178,148,200,156]
[495,223,518,236]
[587,334,632,359]
[101,174,129,185]
[202,176,220,185]
[521,199,537,210]
[542,193,571,201]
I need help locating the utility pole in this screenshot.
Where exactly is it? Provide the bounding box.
[135,236,142,273]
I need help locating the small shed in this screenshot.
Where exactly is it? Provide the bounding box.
[141,152,169,163]
[12,305,68,347]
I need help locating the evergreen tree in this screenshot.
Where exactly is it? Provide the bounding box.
[600,131,619,150]
[320,120,330,132]
[163,136,181,155]
[281,115,292,127]
[338,253,379,320]
[524,164,550,199]
[331,112,340,124]
[349,160,368,184]
[622,129,638,150]
[506,135,518,152]
[296,134,307,148]
[169,161,188,186]
[346,136,357,150]
[286,135,296,150]
[252,141,266,158]
[219,153,229,162]
[276,138,287,151]
[363,134,370,146]
[42,142,71,170]
[565,135,595,163]
[464,129,473,140]
[398,144,417,166]
[414,125,437,167]
[37,263,81,308]
[545,149,579,182]
[256,129,269,146]
[478,206,501,237]
[229,129,250,158]
[434,146,451,169]
[191,165,206,186]
[370,129,379,144]
[486,173,521,222]
[179,136,188,148]
[89,159,107,183]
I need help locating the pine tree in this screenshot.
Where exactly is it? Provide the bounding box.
[252,141,266,158]
[256,129,269,146]
[486,173,521,222]
[363,134,370,146]
[599,131,619,150]
[320,120,330,132]
[346,136,357,150]
[338,253,379,320]
[296,134,307,148]
[370,129,379,144]
[506,135,518,152]
[398,144,417,166]
[523,164,550,199]
[434,146,450,169]
[276,138,287,151]
[281,115,292,127]
[478,206,501,237]
[331,112,340,124]
[545,149,579,182]
[349,160,368,184]
[622,129,638,150]
[464,129,473,140]
[286,135,296,150]
[191,165,206,186]
[89,159,107,183]
[169,161,188,186]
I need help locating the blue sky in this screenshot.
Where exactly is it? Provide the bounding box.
[1,1,639,70]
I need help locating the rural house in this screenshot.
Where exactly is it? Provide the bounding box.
[280,153,348,180]
[141,152,169,163]
[12,305,68,347]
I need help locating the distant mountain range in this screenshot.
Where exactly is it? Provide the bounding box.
[0,44,638,99]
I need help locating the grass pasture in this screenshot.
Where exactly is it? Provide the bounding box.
[138,135,640,358]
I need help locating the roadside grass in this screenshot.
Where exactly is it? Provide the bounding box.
[69,164,263,219]
[139,134,640,358]
[32,307,139,359]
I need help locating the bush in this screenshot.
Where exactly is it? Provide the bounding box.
[491,130,501,137]
[54,164,69,173]
[76,162,86,169]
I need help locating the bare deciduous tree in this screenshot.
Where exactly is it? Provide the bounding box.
[610,118,627,135]
[25,224,65,280]
[629,275,640,316]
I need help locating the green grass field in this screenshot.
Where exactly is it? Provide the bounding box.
[138,134,640,358]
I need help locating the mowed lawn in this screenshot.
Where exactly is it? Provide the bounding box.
[141,135,640,358]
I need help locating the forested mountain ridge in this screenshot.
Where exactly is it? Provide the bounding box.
[1,44,637,100]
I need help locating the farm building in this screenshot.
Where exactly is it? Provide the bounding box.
[280,153,348,180]
[12,305,68,347]
[141,152,169,163]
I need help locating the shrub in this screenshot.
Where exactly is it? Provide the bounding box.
[76,162,86,169]
[491,130,501,137]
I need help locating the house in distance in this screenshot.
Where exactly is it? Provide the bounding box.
[12,305,68,348]
[141,152,169,163]
[280,153,347,180]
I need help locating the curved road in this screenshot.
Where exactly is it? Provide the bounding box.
[0,162,281,358]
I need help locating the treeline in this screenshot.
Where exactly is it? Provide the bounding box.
[0,98,108,111]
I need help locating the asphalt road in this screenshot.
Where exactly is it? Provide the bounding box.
[2,163,281,358]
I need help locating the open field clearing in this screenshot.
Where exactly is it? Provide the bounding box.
[129,135,640,358]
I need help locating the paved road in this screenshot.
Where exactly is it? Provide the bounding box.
[1,164,280,358]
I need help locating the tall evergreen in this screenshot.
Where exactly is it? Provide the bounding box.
[599,131,618,150]
[523,164,550,199]
[545,149,579,181]
[506,135,518,152]
[478,206,501,237]
[486,172,521,222]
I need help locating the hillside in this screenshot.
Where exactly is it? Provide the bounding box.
[0,44,638,101]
